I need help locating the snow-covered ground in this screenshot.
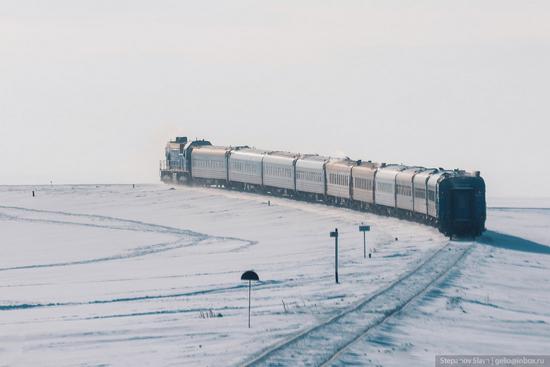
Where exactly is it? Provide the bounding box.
[0,185,548,366]
[0,184,446,366]
[329,206,550,366]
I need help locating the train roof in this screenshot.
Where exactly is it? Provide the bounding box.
[193,145,229,151]
[267,151,300,158]
[326,157,357,168]
[377,164,408,172]
[355,160,378,169]
[299,154,330,162]
[229,147,270,162]
[296,154,330,170]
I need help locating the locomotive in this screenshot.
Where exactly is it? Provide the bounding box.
[160,136,486,238]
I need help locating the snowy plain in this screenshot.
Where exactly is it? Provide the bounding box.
[0,185,548,366]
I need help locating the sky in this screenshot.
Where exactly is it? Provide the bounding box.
[1,0,549,198]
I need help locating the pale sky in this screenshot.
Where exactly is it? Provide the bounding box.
[1,1,549,198]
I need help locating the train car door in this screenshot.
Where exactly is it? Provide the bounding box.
[451,188,474,231]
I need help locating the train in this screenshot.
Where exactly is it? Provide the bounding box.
[160,136,486,238]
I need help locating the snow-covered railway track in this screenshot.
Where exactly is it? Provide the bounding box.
[242,242,472,367]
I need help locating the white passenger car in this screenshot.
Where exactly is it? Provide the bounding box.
[374,165,407,208]
[396,167,426,212]
[295,155,329,195]
[413,169,438,215]
[351,161,378,205]
[191,145,229,181]
[326,159,355,200]
[263,151,299,191]
[228,148,268,186]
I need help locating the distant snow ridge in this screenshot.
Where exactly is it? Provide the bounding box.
[242,243,472,367]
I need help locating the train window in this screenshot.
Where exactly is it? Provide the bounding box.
[355,177,371,191]
[377,182,393,193]
[397,184,412,197]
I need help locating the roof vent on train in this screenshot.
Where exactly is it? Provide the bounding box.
[174,136,188,144]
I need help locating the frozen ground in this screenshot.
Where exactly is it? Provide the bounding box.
[0,185,548,366]
[328,204,550,366]
[0,184,446,366]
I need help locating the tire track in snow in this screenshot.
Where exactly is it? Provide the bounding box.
[0,280,281,312]
[242,242,472,367]
[0,205,256,272]
[0,236,196,272]
[1,205,210,237]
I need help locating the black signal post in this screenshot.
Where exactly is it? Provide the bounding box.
[330,228,339,284]
[241,270,260,328]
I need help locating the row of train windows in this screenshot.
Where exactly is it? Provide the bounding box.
[329,173,349,186]
[377,183,435,202]
[296,170,323,182]
[265,164,292,178]
[396,184,412,197]
[190,160,438,202]
[354,177,373,191]
[376,182,394,193]
[415,187,426,199]
[231,160,259,174]
[192,159,225,170]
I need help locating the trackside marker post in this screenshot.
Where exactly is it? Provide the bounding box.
[241,270,260,328]
[330,228,339,284]
[359,224,371,258]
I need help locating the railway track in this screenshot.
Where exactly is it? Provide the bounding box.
[242,242,472,367]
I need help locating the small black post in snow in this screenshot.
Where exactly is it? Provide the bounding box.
[359,223,371,259]
[132,184,135,189]
[32,190,35,197]
[330,228,339,284]
[241,270,260,328]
